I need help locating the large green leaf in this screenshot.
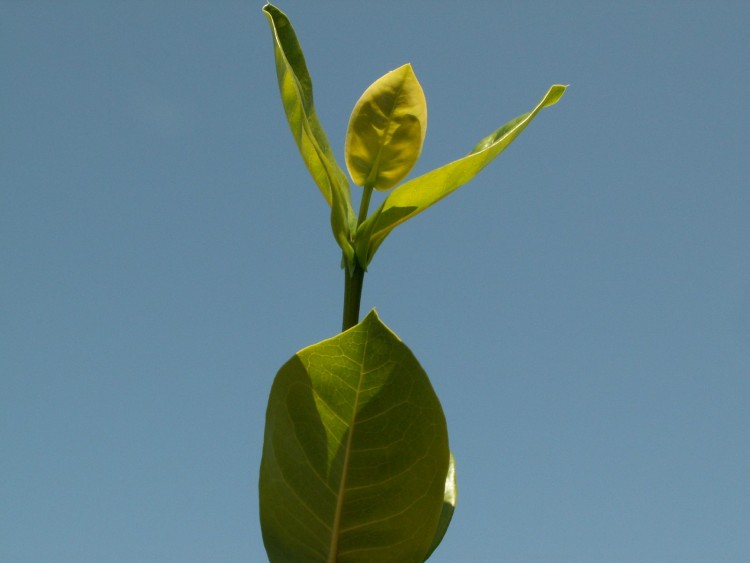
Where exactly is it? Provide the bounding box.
[357,84,567,266]
[262,3,355,264]
[345,64,427,191]
[259,310,450,563]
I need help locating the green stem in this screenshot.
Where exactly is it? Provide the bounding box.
[342,262,365,331]
[341,185,374,331]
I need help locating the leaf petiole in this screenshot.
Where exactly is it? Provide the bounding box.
[357,184,374,227]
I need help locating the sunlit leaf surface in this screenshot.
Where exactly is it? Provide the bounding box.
[424,452,457,561]
[262,4,355,262]
[345,64,427,191]
[359,84,567,265]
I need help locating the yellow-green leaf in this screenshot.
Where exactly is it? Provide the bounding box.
[262,4,355,264]
[358,84,567,266]
[345,64,427,191]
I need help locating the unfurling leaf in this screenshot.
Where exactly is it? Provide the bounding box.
[259,310,450,563]
[346,64,427,191]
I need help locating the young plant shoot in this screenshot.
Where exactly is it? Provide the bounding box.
[260,4,566,562]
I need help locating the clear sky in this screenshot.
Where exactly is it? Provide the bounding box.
[2,1,748,561]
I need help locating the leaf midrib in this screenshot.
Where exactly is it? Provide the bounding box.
[364,75,408,189]
[327,335,370,562]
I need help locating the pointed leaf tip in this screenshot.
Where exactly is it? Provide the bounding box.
[542,84,567,107]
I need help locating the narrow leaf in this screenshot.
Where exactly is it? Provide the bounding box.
[345,64,427,191]
[259,310,450,563]
[262,3,355,263]
[359,84,567,265]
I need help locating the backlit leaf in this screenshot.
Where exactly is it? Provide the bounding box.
[345,64,427,191]
[259,310,450,562]
[262,3,355,264]
[358,84,567,266]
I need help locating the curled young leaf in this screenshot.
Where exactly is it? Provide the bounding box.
[345,64,427,191]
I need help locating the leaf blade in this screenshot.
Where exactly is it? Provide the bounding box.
[345,64,427,191]
[259,310,450,563]
[262,4,355,262]
[360,84,567,265]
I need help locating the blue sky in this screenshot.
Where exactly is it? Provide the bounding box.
[2,1,748,561]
